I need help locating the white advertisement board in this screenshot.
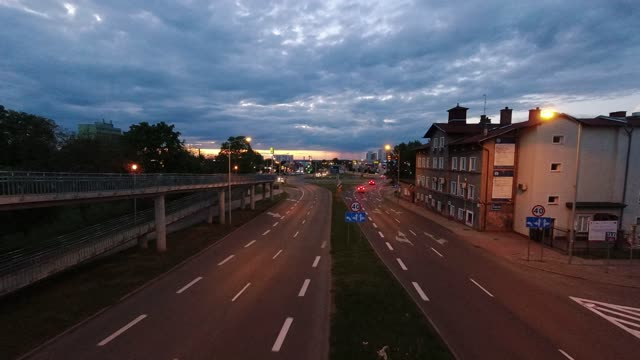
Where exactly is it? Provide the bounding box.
[494,143,515,166]
[588,221,618,241]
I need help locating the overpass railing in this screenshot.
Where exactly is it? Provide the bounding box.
[0,171,275,197]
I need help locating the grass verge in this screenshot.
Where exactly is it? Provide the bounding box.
[324,184,453,360]
[0,192,287,360]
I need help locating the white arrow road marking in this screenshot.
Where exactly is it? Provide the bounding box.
[395,231,414,246]
[266,212,282,218]
[98,315,147,346]
[412,282,430,301]
[570,296,640,340]
[424,232,447,245]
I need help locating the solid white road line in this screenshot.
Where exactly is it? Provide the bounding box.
[244,240,256,248]
[217,255,235,266]
[373,223,378,228]
[470,278,495,298]
[412,282,430,301]
[558,349,575,360]
[312,256,321,268]
[231,282,251,302]
[176,277,203,294]
[431,247,444,258]
[294,231,299,238]
[378,231,384,238]
[273,249,283,259]
[271,317,294,352]
[394,218,400,223]
[97,314,147,346]
[302,219,306,224]
[263,229,271,236]
[409,230,416,236]
[396,258,408,271]
[386,242,394,251]
[298,279,311,297]
[273,222,279,227]
[321,241,327,248]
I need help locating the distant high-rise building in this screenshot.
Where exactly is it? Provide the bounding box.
[365,151,377,161]
[274,154,294,163]
[78,120,122,139]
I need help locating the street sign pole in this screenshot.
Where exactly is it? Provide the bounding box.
[540,227,544,262]
[528,234,531,262]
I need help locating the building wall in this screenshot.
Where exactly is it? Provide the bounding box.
[622,129,640,233]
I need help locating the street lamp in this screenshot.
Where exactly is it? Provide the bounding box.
[228,136,251,226]
[129,163,139,225]
[385,144,400,203]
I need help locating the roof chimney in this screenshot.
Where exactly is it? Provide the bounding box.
[500,107,512,126]
[447,103,469,124]
[609,111,627,118]
[529,107,541,122]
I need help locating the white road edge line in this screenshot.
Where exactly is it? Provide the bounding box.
[312,256,321,268]
[431,247,444,258]
[396,258,408,271]
[409,230,417,236]
[386,242,394,251]
[412,282,430,301]
[273,249,283,259]
[373,223,378,229]
[273,222,279,227]
[231,282,251,302]
[294,231,299,238]
[217,255,235,266]
[176,276,203,294]
[263,229,271,236]
[470,278,495,298]
[378,231,384,238]
[298,279,311,297]
[244,240,256,248]
[558,349,575,360]
[97,314,147,346]
[321,240,327,248]
[271,317,294,352]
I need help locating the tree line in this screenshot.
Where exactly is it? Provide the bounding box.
[0,104,263,173]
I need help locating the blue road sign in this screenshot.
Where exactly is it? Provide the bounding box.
[345,212,367,223]
[526,217,552,229]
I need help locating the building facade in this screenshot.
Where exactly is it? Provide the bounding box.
[77,120,122,139]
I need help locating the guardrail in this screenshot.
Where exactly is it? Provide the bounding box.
[0,171,275,197]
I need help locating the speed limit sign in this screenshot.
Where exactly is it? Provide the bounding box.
[350,201,362,212]
[532,205,546,217]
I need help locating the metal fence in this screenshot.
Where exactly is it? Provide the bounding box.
[0,171,275,197]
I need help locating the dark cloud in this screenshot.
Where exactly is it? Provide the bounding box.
[1,0,639,157]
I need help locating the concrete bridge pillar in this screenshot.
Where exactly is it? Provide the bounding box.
[218,190,226,224]
[240,188,247,209]
[207,192,215,224]
[154,195,167,252]
[268,183,273,201]
[250,185,256,210]
[262,183,267,200]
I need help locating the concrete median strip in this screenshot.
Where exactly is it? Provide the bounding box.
[97,314,147,346]
[176,276,203,294]
[217,255,235,266]
[231,282,251,302]
[271,317,294,352]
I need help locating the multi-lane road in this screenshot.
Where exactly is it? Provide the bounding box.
[347,182,640,360]
[26,179,331,360]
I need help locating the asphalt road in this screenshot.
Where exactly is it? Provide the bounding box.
[25,179,331,360]
[346,181,640,360]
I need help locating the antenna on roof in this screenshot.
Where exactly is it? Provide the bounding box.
[483,94,487,116]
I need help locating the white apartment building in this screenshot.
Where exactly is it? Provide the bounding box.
[513,110,640,242]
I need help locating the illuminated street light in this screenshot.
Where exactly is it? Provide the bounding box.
[385,144,400,203]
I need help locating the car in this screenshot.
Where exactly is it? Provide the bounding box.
[368,180,376,186]
[356,185,366,193]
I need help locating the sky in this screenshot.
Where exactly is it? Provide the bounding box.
[1,0,639,160]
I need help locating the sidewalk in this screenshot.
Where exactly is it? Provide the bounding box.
[383,188,640,288]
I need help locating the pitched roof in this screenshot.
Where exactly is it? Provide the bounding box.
[423,123,499,138]
[449,120,538,145]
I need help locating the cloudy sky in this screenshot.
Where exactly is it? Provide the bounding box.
[1,0,639,159]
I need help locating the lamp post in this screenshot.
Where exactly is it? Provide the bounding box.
[385,144,400,203]
[129,163,139,225]
[227,136,251,226]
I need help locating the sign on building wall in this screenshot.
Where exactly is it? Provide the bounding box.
[588,221,618,241]
[494,138,516,166]
[492,170,514,199]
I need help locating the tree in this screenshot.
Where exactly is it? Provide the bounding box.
[385,140,423,180]
[123,122,186,173]
[215,136,263,174]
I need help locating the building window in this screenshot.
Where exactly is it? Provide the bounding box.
[433,157,438,167]
[552,135,564,144]
[437,201,442,212]
[452,157,458,170]
[466,211,474,226]
[636,217,640,225]
[449,203,455,217]
[432,177,437,189]
[459,183,466,197]
[439,157,444,169]
[460,157,467,171]
[577,215,591,232]
[469,157,477,171]
[548,195,559,205]
[438,178,444,192]
[450,181,457,195]
[426,158,430,168]
[440,137,445,148]
[468,184,475,200]
[433,137,439,149]
[431,198,435,207]
[550,163,562,172]
[458,208,464,220]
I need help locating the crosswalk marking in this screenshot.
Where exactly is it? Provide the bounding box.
[570,296,640,340]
